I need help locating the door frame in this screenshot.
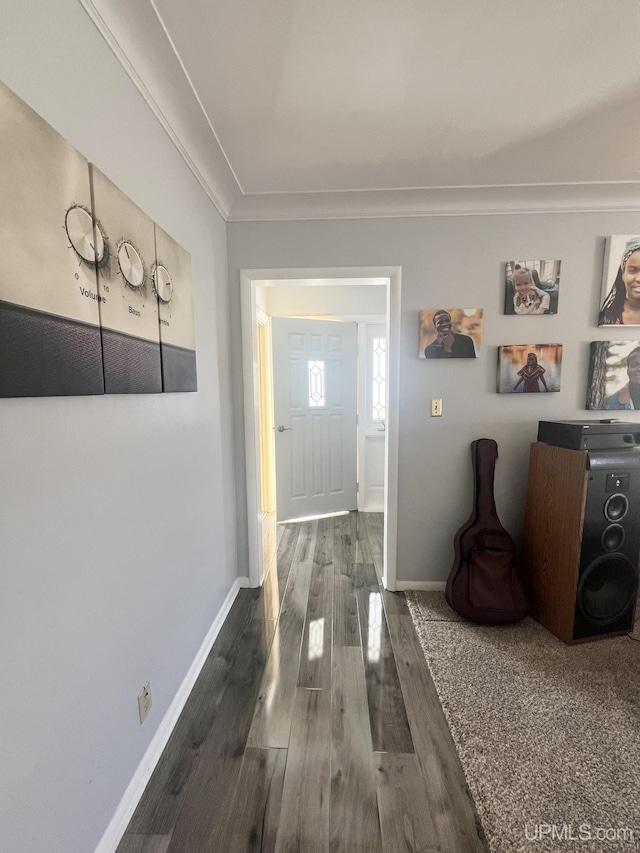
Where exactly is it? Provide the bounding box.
[356,321,387,512]
[240,266,401,591]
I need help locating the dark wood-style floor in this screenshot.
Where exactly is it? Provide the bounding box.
[116,512,487,853]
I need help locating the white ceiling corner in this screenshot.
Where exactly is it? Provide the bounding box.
[80,0,640,221]
[78,0,242,218]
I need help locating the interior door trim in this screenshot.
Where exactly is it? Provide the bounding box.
[240,266,401,591]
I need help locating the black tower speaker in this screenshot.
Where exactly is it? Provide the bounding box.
[575,450,640,639]
[524,443,639,643]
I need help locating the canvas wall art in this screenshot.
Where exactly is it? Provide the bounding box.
[419,309,483,359]
[154,224,197,391]
[586,341,640,410]
[598,236,640,326]
[497,344,562,393]
[0,79,104,396]
[91,166,162,394]
[0,79,197,397]
[504,260,561,315]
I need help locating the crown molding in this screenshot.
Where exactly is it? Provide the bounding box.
[78,0,240,219]
[78,1,640,223]
[228,182,640,221]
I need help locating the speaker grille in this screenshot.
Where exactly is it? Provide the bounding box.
[101,329,162,394]
[577,554,637,627]
[0,300,104,396]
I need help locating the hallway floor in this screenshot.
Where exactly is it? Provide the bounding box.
[116,512,486,853]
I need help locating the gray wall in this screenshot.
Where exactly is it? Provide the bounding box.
[1,2,238,852]
[227,213,639,583]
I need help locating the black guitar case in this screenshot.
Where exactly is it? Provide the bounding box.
[445,438,527,624]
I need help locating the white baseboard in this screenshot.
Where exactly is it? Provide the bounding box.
[95,576,246,853]
[395,581,446,591]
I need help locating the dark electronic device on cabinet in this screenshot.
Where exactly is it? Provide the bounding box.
[537,419,640,451]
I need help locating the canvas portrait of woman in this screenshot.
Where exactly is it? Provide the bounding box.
[497,344,562,394]
[598,236,640,326]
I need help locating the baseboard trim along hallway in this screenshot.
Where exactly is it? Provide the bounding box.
[95,575,250,853]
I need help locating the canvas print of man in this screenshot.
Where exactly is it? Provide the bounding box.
[504,260,561,315]
[497,344,562,393]
[419,308,482,359]
[598,236,640,326]
[587,341,640,410]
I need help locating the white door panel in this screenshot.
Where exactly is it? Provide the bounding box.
[272,317,357,521]
[357,324,387,512]
[362,434,386,511]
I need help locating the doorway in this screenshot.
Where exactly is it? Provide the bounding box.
[240,266,401,591]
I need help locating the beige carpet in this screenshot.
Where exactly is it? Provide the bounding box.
[405,592,640,853]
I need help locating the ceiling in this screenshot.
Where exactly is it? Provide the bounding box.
[82,0,640,220]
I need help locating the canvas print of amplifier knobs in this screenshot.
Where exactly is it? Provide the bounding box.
[0,78,196,397]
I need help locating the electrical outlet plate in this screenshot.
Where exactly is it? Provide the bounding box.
[138,680,152,724]
[431,398,443,417]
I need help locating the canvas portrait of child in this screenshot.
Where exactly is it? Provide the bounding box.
[504,260,561,315]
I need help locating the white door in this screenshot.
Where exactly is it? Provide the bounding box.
[272,317,357,521]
